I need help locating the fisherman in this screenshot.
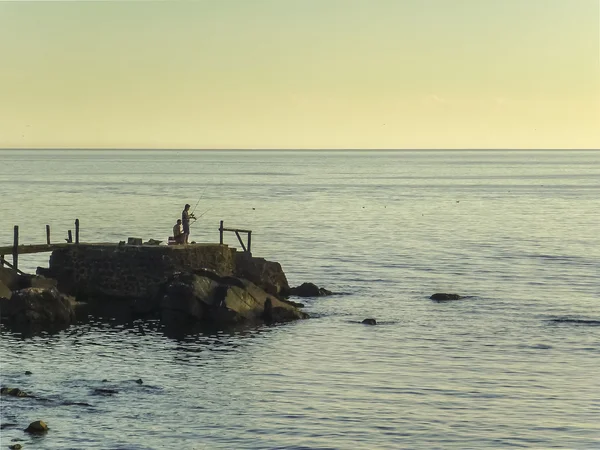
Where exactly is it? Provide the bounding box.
[181,203,196,244]
[172,219,185,244]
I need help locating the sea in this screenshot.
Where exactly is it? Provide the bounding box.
[0,150,599,449]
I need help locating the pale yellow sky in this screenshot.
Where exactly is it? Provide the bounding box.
[0,0,598,149]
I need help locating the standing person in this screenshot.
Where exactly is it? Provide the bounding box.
[181,203,194,244]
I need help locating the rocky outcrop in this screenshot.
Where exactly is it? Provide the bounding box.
[234,253,290,298]
[289,282,333,297]
[430,293,462,302]
[0,266,58,300]
[161,271,307,325]
[0,287,76,326]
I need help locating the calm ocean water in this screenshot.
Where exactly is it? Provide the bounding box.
[1,150,599,449]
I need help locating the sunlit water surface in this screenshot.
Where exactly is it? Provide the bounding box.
[1,150,599,449]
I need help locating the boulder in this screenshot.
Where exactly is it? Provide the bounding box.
[289,282,333,297]
[24,420,48,433]
[0,279,11,300]
[234,253,290,298]
[430,293,462,302]
[0,287,77,326]
[161,272,307,325]
[0,387,32,398]
[361,318,377,325]
[0,266,20,290]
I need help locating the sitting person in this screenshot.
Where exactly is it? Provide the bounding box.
[172,219,185,244]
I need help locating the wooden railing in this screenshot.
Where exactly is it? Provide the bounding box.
[0,219,80,271]
[219,220,252,254]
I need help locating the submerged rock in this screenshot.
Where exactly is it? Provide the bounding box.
[24,420,48,433]
[361,318,377,325]
[92,388,118,396]
[289,282,333,297]
[430,293,462,302]
[0,287,76,326]
[0,387,32,398]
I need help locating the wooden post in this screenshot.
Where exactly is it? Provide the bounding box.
[219,220,224,245]
[75,218,80,244]
[67,230,73,243]
[46,224,51,245]
[13,225,19,271]
[247,231,252,254]
[0,254,4,268]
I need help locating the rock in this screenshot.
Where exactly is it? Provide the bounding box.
[161,272,307,325]
[93,388,118,396]
[0,266,20,290]
[135,378,143,384]
[27,275,58,290]
[361,318,377,325]
[234,253,290,298]
[289,282,333,297]
[25,371,32,375]
[9,444,23,450]
[144,239,162,245]
[430,293,462,302]
[0,279,11,300]
[0,387,32,397]
[24,420,48,433]
[127,237,143,245]
[0,287,77,326]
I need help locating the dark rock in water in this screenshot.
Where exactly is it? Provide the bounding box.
[9,444,23,450]
[361,318,377,325]
[93,388,118,396]
[24,420,48,434]
[0,287,76,326]
[25,371,33,375]
[430,293,462,302]
[289,282,333,297]
[549,318,600,326]
[135,378,143,384]
[1,387,32,398]
[61,400,93,407]
[102,379,109,383]
[161,272,307,326]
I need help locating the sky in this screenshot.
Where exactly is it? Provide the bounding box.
[0,0,598,149]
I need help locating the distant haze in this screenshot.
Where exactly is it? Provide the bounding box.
[1,0,598,149]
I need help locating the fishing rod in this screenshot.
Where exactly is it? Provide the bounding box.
[190,185,208,217]
[189,208,211,227]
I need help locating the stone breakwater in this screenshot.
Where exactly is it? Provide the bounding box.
[44,243,287,302]
[1,243,336,329]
